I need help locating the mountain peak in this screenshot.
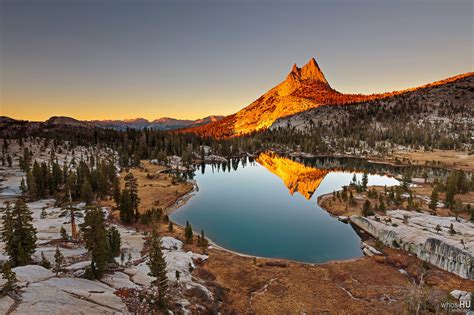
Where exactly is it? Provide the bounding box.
[186,58,473,138]
[291,63,299,74]
[289,57,328,84]
[280,57,330,96]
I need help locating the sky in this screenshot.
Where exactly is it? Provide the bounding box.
[0,0,472,121]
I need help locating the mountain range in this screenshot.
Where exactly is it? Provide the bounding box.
[184,57,473,138]
[0,115,224,130]
[87,115,223,130]
[3,57,472,136]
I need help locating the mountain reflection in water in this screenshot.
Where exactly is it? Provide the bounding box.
[256,152,328,200]
[172,151,401,262]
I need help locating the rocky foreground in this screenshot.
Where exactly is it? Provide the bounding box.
[351,210,473,280]
[1,138,473,313]
[0,198,212,313]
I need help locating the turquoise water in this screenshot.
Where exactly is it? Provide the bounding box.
[171,158,399,263]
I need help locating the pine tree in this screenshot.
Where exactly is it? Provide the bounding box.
[124,173,140,221]
[362,200,373,217]
[17,243,28,266]
[80,207,109,279]
[429,188,438,211]
[3,200,38,266]
[445,174,458,208]
[97,168,108,199]
[2,262,17,292]
[199,229,208,247]
[54,246,64,275]
[0,202,14,260]
[351,174,357,185]
[184,221,193,243]
[181,145,193,168]
[80,178,93,205]
[20,178,27,193]
[349,191,356,206]
[147,229,168,307]
[40,251,52,269]
[401,171,411,191]
[32,161,45,198]
[112,177,121,207]
[107,226,121,259]
[361,173,369,190]
[69,203,78,241]
[119,189,134,224]
[26,170,38,199]
[379,200,386,213]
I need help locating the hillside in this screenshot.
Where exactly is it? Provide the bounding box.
[266,74,474,154]
[0,116,18,123]
[46,116,90,128]
[184,57,473,138]
[272,75,474,131]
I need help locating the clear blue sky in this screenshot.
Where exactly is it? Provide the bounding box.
[1,0,472,121]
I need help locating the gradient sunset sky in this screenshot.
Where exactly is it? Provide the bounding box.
[1,0,472,121]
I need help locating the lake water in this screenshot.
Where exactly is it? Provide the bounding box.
[171,153,400,263]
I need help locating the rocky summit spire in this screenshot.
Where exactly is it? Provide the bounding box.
[300,58,328,84]
[285,57,329,84]
[281,57,330,96]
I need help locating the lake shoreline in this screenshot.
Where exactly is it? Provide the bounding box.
[258,148,473,172]
[165,151,470,268]
[165,159,387,266]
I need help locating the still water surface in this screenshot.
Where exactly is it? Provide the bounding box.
[171,154,399,263]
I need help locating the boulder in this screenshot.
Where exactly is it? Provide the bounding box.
[12,265,54,283]
[450,290,472,303]
[161,236,183,250]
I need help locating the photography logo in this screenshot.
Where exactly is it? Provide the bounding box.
[441,299,472,313]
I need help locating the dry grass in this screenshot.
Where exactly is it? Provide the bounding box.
[119,160,193,215]
[391,150,474,172]
[196,246,474,314]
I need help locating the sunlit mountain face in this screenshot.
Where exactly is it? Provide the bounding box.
[183,57,473,139]
[256,151,329,200]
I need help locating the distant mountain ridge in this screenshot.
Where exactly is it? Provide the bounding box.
[19,115,224,130]
[184,57,473,138]
[90,115,223,130]
[0,116,19,123]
